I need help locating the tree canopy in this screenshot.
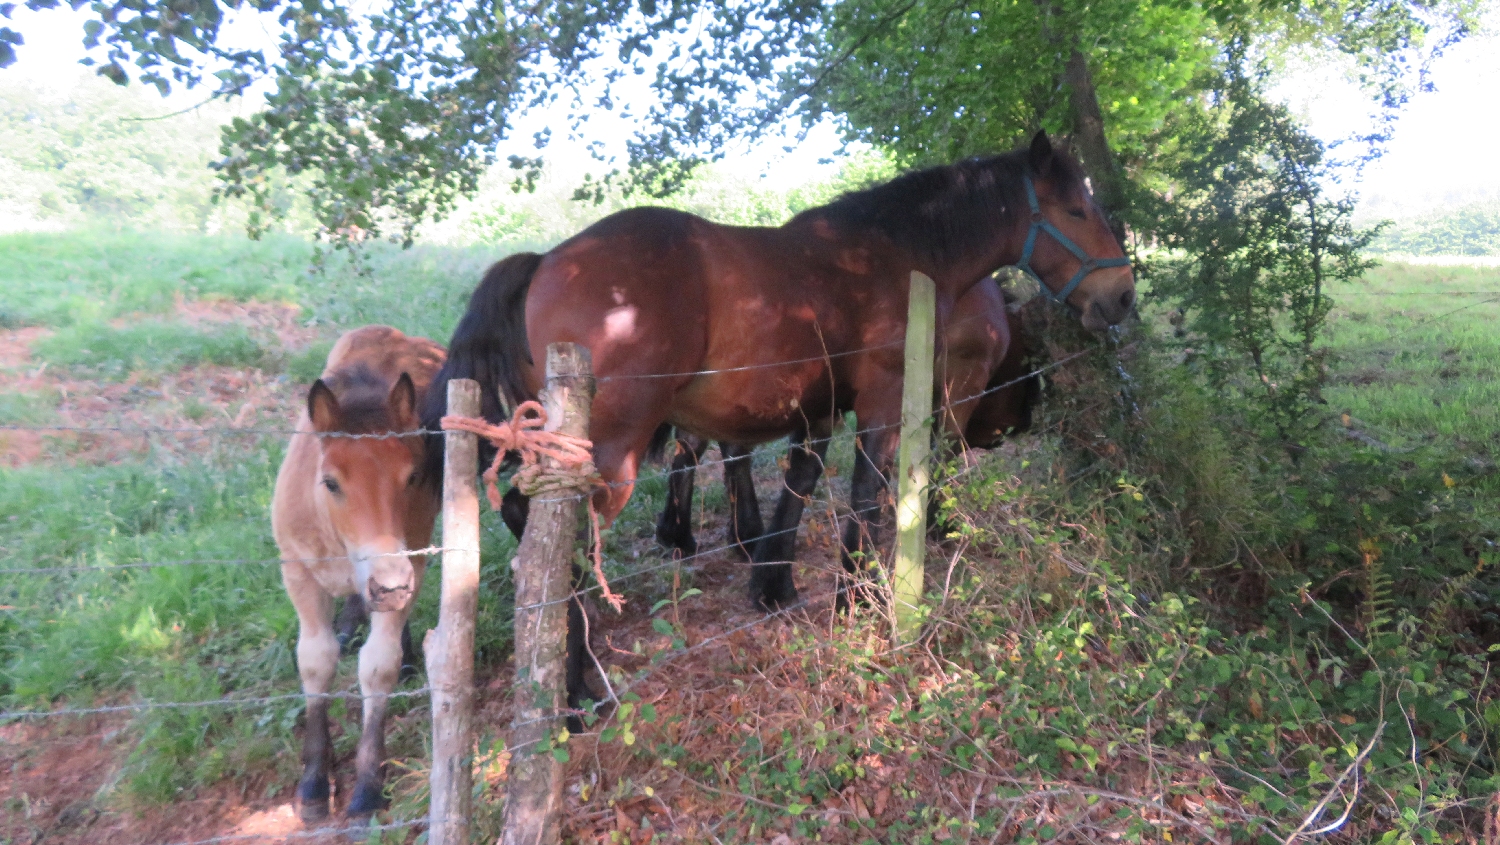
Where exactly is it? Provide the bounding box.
[0,0,1479,240]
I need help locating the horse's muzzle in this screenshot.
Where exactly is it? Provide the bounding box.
[1082,284,1136,332]
[365,579,414,613]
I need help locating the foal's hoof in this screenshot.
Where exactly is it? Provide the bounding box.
[345,778,386,818]
[296,774,331,823]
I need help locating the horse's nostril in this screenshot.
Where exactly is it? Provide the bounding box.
[1119,289,1136,312]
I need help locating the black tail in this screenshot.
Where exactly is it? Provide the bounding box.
[643,423,675,466]
[421,252,544,482]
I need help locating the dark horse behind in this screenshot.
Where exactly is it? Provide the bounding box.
[422,132,1132,711]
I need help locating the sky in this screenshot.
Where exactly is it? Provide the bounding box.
[5,3,1498,219]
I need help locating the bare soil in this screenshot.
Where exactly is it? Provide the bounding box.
[0,299,321,468]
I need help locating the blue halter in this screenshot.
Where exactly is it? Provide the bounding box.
[1015,175,1131,305]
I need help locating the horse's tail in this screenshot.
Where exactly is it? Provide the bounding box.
[421,252,544,480]
[643,423,675,466]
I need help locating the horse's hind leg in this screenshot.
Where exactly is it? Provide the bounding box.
[748,422,832,611]
[283,563,338,823]
[565,562,591,734]
[501,487,530,538]
[722,442,763,559]
[348,606,408,816]
[839,424,899,612]
[656,433,709,555]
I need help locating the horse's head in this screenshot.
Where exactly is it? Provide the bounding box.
[308,372,428,613]
[1018,132,1136,332]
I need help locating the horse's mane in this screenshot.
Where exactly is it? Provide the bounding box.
[802,147,1087,265]
[321,363,406,434]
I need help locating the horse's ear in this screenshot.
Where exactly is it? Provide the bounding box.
[1028,131,1054,175]
[308,380,340,432]
[388,373,418,427]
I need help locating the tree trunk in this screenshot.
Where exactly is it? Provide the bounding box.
[1063,48,1128,244]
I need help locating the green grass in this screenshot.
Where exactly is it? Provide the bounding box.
[4,231,1497,839]
[0,389,58,425]
[0,229,543,341]
[1323,261,1500,456]
[32,319,272,378]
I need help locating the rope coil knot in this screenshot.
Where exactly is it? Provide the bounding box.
[440,399,623,612]
[440,400,602,503]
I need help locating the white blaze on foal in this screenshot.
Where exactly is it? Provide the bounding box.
[270,325,445,822]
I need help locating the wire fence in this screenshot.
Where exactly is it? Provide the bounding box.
[12,292,1464,842]
[0,336,1090,745]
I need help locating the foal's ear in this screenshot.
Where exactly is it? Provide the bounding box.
[1028,130,1054,175]
[388,372,418,427]
[308,380,341,433]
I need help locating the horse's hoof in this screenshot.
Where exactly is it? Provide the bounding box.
[655,528,697,557]
[297,774,331,823]
[345,779,386,818]
[749,583,799,613]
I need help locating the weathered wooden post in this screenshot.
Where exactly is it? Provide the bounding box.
[427,378,482,845]
[501,343,593,845]
[892,271,935,640]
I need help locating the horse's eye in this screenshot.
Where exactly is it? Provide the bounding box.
[407,472,419,488]
[1067,208,1087,220]
[323,477,342,495]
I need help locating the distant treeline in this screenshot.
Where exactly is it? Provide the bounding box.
[1368,200,1500,256]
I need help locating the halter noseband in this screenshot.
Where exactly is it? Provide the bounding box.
[1015,175,1131,305]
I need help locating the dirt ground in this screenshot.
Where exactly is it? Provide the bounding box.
[0,299,316,468]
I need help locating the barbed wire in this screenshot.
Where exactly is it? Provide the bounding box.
[0,685,432,722]
[0,309,1010,440]
[1334,289,1500,296]
[0,546,464,576]
[518,348,1095,507]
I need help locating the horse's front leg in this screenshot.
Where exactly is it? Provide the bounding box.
[839,422,900,612]
[748,422,833,610]
[656,433,709,555]
[348,602,411,816]
[283,563,339,823]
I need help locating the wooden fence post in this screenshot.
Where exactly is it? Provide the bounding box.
[892,271,936,640]
[426,378,482,845]
[501,342,593,845]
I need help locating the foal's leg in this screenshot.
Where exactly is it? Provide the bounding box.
[655,433,709,555]
[747,423,832,610]
[333,593,418,679]
[283,563,339,822]
[334,594,366,654]
[348,605,409,816]
[721,442,764,559]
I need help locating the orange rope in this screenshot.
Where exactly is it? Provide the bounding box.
[441,400,624,612]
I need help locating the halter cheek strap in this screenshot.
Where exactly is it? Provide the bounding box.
[1014,175,1131,305]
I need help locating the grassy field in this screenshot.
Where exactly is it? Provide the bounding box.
[2,231,1499,844]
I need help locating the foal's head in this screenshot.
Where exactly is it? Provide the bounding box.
[1021,132,1136,331]
[307,370,430,613]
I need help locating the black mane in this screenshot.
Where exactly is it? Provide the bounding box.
[800,147,1086,265]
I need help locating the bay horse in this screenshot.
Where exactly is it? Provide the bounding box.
[271,325,445,821]
[654,277,1040,563]
[428,130,1128,580]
